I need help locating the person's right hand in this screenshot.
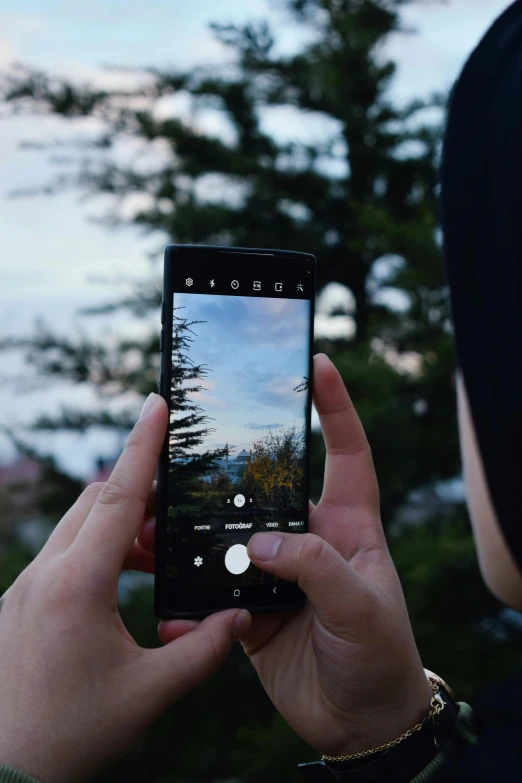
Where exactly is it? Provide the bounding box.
[246,355,434,757]
[160,355,433,759]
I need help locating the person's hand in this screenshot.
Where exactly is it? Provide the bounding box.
[0,393,251,783]
[160,354,432,758]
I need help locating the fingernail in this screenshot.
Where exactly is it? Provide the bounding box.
[248,532,282,561]
[140,393,158,420]
[233,609,251,639]
[314,352,331,363]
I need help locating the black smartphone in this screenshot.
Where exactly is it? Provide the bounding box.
[155,245,315,618]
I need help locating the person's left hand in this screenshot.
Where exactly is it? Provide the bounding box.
[0,393,251,783]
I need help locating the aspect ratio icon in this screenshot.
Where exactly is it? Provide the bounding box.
[231,280,239,290]
[253,281,261,291]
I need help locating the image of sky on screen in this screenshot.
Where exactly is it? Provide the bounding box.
[174,293,311,456]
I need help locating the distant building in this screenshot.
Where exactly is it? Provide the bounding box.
[0,455,41,515]
[0,455,45,554]
[203,445,251,484]
[0,455,41,485]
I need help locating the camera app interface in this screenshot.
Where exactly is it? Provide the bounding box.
[166,258,312,593]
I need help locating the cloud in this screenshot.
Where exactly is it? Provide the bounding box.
[0,14,48,35]
[49,62,155,91]
[189,33,229,64]
[245,421,283,430]
[232,367,306,410]
[193,392,227,407]
[189,379,227,408]
[0,38,17,67]
[242,297,310,346]
[181,294,311,350]
[385,0,508,103]
[265,376,304,404]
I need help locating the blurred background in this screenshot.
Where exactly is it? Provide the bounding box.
[1,1,521,781]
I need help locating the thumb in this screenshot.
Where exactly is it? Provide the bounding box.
[144,608,251,708]
[247,532,374,637]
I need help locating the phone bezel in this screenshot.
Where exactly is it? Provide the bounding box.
[155,245,316,619]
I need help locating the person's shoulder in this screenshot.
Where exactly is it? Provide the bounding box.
[443,670,522,782]
[0,763,41,783]
[473,667,522,729]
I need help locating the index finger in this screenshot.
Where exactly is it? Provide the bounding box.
[70,394,168,578]
[314,354,379,513]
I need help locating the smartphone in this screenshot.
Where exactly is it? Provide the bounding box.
[155,245,315,618]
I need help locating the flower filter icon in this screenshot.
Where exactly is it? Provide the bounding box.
[194,556,203,567]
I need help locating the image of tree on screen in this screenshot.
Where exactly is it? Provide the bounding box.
[167,294,311,524]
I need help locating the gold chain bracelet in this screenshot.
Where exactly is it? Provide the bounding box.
[321,677,445,763]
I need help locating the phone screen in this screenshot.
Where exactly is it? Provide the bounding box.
[156,246,315,617]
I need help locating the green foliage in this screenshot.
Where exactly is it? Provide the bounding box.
[0,537,32,596]
[329,342,459,519]
[391,514,522,703]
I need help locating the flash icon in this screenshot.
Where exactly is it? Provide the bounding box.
[210,279,215,288]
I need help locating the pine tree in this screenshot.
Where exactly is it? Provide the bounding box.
[0,0,458,523]
[167,310,228,521]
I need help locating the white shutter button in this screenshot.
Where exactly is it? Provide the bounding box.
[225,544,250,574]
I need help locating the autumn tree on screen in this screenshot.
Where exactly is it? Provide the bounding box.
[243,426,305,508]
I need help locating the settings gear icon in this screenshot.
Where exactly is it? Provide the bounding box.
[185,277,193,287]
[194,556,203,567]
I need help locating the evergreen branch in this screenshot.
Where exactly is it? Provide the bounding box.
[80,284,161,317]
[0,326,160,397]
[294,377,309,393]
[31,408,137,432]
[1,63,149,117]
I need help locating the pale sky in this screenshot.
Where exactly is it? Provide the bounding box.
[176,293,311,454]
[0,0,511,477]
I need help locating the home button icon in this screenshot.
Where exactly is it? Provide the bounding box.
[233,589,240,597]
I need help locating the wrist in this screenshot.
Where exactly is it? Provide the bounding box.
[299,677,460,783]
[317,674,434,759]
